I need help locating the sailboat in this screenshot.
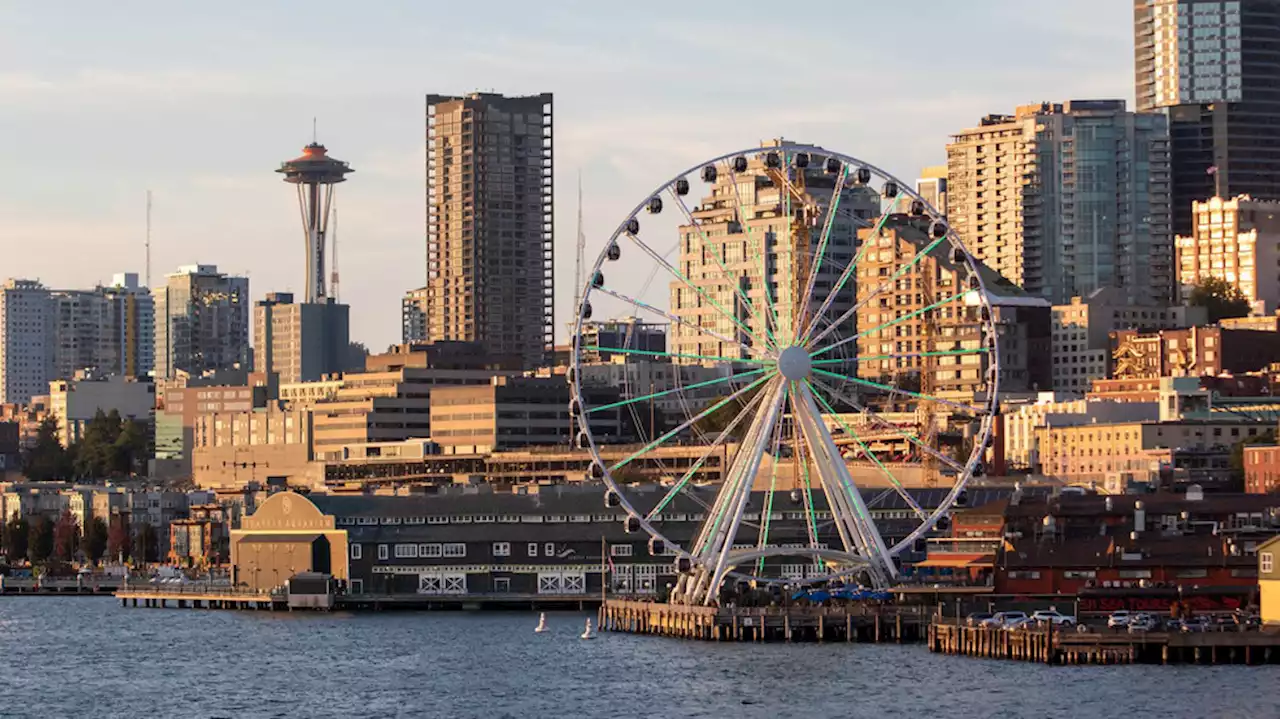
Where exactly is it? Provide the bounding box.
[581,618,596,640]
[535,612,548,633]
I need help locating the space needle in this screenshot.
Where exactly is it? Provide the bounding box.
[276,139,353,303]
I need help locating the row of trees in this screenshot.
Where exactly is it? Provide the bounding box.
[1,512,161,566]
[23,410,150,482]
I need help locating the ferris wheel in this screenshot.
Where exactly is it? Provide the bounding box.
[568,143,999,605]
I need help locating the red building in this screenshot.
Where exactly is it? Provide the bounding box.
[1245,445,1280,494]
[916,490,1280,595]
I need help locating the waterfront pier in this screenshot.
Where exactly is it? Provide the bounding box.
[928,620,1280,665]
[598,599,931,643]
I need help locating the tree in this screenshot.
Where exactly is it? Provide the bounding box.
[23,417,72,481]
[53,510,79,563]
[1189,276,1251,323]
[1230,429,1275,483]
[107,515,131,563]
[113,420,150,476]
[132,522,160,564]
[27,516,54,564]
[3,514,28,563]
[85,517,109,565]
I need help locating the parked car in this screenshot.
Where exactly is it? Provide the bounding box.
[1107,611,1133,628]
[1127,614,1159,632]
[1031,610,1077,627]
[1003,616,1036,631]
[981,611,1028,628]
[1175,616,1210,633]
[966,612,994,627]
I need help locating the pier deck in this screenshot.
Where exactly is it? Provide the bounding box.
[928,621,1280,665]
[599,599,931,642]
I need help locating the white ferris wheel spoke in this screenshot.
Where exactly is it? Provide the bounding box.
[792,164,848,340]
[643,377,772,522]
[804,378,927,521]
[796,193,905,347]
[590,286,767,361]
[620,228,771,352]
[667,186,777,350]
[793,381,897,586]
[696,380,788,605]
[806,230,951,350]
[808,375,966,474]
[608,371,775,474]
[721,157,785,346]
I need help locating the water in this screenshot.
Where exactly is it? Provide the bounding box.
[1,598,1278,719]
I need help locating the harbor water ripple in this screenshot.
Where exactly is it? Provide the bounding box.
[1,598,1279,719]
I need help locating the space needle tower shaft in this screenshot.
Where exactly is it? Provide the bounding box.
[276,140,353,303]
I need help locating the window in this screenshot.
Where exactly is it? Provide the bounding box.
[420,543,443,558]
[493,542,511,557]
[394,544,419,559]
[1263,552,1274,573]
[544,542,555,557]
[350,544,362,560]
[443,543,467,558]
[377,544,388,561]
[610,544,633,557]
[528,543,538,557]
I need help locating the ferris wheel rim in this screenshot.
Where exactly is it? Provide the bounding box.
[569,143,1002,588]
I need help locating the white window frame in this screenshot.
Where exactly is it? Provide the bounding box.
[493,542,511,557]
[610,544,633,557]
[528,543,538,557]
[443,543,467,558]
[377,544,388,561]
[1263,552,1274,573]
[544,542,555,557]
[420,543,443,558]
[350,543,362,560]
[394,544,419,559]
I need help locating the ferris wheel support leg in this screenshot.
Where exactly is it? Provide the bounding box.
[795,383,898,587]
[697,383,786,605]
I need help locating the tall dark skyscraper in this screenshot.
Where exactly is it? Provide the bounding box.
[1135,0,1280,235]
[422,93,554,369]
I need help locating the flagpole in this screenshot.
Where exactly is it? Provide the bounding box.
[600,535,606,607]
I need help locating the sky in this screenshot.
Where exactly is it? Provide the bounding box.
[0,0,1135,351]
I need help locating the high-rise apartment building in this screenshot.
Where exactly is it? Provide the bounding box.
[947,100,1173,306]
[1176,194,1280,312]
[916,165,948,216]
[424,92,554,369]
[0,279,55,405]
[253,292,351,383]
[153,264,250,379]
[854,217,1051,399]
[1135,0,1280,236]
[670,142,875,362]
[52,273,154,380]
[401,286,429,344]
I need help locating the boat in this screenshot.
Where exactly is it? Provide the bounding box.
[535,612,548,633]
[581,618,596,640]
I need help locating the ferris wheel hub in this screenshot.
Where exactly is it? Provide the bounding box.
[776,346,812,381]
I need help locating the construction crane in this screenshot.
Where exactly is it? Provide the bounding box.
[919,236,940,487]
[762,156,815,339]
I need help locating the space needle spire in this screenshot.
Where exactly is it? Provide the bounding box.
[276,136,353,304]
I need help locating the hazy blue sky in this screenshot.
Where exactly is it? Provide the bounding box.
[0,1,1134,349]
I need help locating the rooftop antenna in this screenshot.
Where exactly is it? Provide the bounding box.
[312,117,318,144]
[330,200,340,302]
[145,190,152,288]
[572,170,585,328]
